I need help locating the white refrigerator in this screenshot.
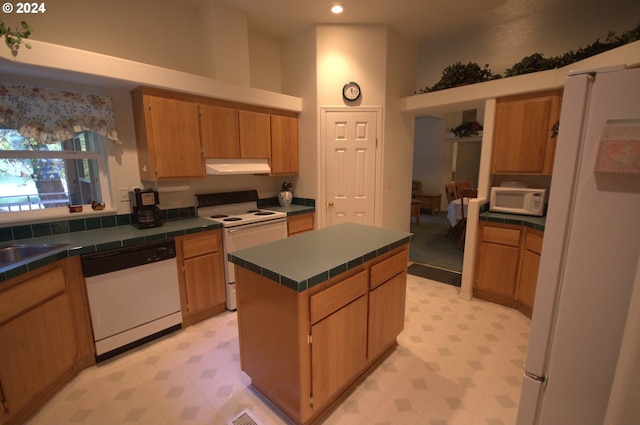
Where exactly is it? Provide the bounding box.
[517,66,640,425]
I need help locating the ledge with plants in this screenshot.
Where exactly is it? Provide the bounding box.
[417,23,640,94]
[0,19,32,55]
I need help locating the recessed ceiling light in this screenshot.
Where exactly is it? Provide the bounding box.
[330,4,344,14]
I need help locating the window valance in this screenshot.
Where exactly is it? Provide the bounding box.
[0,82,121,144]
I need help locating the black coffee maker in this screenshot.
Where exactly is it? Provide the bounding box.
[129,188,162,229]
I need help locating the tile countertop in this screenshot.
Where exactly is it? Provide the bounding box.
[0,218,220,282]
[479,211,546,230]
[228,222,412,293]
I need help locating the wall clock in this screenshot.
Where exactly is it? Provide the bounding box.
[342,82,361,101]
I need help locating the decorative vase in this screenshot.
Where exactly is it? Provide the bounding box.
[278,190,293,207]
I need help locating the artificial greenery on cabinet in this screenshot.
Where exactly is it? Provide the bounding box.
[418,23,640,94]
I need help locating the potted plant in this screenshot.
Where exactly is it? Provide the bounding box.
[278,182,293,207]
[451,120,483,138]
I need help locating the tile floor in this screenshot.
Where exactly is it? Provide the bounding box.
[26,274,530,425]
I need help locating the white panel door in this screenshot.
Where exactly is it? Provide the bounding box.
[326,110,377,226]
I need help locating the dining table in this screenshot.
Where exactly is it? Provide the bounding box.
[447,198,470,227]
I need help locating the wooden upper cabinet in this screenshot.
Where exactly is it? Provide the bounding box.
[271,115,299,175]
[131,89,204,181]
[132,86,300,177]
[491,89,562,175]
[200,105,240,158]
[239,110,271,159]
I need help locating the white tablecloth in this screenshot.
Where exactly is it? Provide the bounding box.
[447,199,469,227]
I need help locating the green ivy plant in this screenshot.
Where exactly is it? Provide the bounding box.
[417,62,501,93]
[0,19,32,54]
[451,121,483,138]
[419,22,640,93]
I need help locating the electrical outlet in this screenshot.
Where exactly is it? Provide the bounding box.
[119,188,130,202]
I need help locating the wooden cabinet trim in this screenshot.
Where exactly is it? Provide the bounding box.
[369,249,409,289]
[0,265,65,325]
[180,233,220,259]
[524,228,544,254]
[310,270,368,324]
[481,225,522,246]
[287,213,315,236]
[132,86,299,118]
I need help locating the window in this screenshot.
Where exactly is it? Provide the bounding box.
[0,129,111,215]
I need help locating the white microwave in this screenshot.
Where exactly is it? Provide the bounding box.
[490,187,547,216]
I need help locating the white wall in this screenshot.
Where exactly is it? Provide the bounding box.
[414,4,640,92]
[381,28,418,231]
[249,31,283,93]
[313,25,416,231]
[413,116,446,205]
[2,0,207,77]
[281,28,318,201]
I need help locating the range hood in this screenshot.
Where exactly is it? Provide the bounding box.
[205,158,271,175]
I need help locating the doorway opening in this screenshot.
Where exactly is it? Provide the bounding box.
[410,112,482,274]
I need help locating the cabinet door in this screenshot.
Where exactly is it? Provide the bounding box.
[145,95,204,179]
[311,295,367,410]
[517,229,544,317]
[270,115,299,175]
[239,110,271,159]
[474,223,522,306]
[200,104,240,158]
[492,90,562,175]
[368,271,407,359]
[183,252,225,315]
[0,294,76,420]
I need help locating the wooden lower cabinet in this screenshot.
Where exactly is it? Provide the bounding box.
[236,245,408,425]
[0,258,94,425]
[517,228,544,317]
[287,212,315,236]
[473,221,544,317]
[175,230,226,327]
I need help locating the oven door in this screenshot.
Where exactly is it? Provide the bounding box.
[224,217,288,284]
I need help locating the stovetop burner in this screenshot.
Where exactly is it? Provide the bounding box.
[196,190,287,227]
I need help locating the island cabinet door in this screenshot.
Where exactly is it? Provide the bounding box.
[310,295,368,410]
[368,270,407,359]
[309,269,369,411]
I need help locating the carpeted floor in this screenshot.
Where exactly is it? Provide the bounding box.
[409,212,464,273]
[409,212,464,272]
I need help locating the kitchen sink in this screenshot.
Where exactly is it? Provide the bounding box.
[0,244,68,268]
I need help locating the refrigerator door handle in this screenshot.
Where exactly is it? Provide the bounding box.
[525,370,547,384]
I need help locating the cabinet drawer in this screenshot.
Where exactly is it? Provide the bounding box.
[525,230,543,254]
[0,266,66,324]
[181,233,220,258]
[287,213,314,236]
[482,225,521,247]
[310,270,368,324]
[370,249,408,290]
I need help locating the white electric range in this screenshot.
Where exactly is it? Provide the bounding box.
[196,190,288,310]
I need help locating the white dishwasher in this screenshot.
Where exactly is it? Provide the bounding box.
[81,239,182,362]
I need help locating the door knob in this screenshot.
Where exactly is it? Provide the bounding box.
[328,202,334,206]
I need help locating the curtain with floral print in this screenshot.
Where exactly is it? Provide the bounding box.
[0,82,121,144]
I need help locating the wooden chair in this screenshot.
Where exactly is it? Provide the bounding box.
[457,188,478,249]
[444,183,457,203]
[455,181,472,198]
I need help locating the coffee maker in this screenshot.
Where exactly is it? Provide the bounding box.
[129,188,162,229]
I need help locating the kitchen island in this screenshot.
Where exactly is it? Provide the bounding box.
[228,223,412,425]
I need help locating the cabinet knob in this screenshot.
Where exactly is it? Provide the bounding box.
[328,202,334,206]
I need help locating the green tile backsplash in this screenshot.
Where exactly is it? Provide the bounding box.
[0,207,196,242]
